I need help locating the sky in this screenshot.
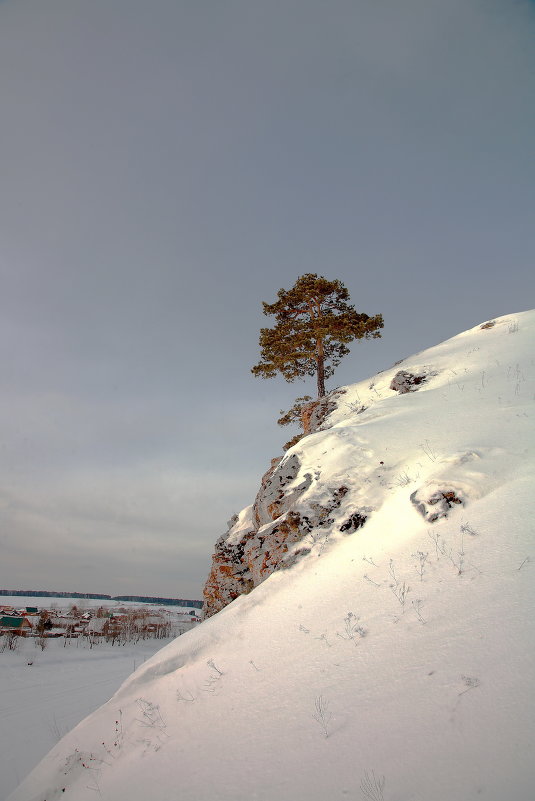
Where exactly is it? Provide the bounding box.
[0,0,534,600]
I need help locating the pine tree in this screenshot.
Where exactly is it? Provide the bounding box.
[252,274,383,398]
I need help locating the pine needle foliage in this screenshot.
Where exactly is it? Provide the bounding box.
[252,274,383,397]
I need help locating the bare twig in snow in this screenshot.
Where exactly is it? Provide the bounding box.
[176,689,196,702]
[460,521,478,537]
[312,695,332,738]
[360,769,386,801]
[458,675,481,697]
[390,580,411,611]
[412,599,426,624]
[135,699,169,735]
[413,550,429,581]
[427,528,442,560]
[420,438,438,462]
[363,574,381,587]
[336,611,367,643]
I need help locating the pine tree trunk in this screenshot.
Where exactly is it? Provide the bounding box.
[316,338,326,398]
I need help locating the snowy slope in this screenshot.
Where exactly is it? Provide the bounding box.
[8,311,535,801]
[0,636,172,800]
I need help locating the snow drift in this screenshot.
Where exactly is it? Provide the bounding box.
[8,311,535,801]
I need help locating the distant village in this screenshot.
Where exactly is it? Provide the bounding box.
[0,602,201,649]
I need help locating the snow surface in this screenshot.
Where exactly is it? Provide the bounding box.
[7,312,535,801]
[0,597,197,799]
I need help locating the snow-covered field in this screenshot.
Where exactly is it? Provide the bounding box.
[7,312,535,801]
[0,596,198,799]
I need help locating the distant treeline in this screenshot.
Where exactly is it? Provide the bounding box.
[0,589,202,609]
[113,596,203,609]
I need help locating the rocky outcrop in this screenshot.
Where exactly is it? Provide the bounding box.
[390,370,428,394]
[252,453,309,528]
[201,508,257,618]
[282,391,347,451]
[339,509,370,533]
[202,390,357,618]
[203,452,312,617]
[410,485,465,522]
[300,390,345,435]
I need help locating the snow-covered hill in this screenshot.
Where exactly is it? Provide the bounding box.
[9,311,535,801]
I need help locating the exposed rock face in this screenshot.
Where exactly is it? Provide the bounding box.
[203,451,314,617]
[203,389,358,618]
[201,508,257,618]
[300,391,345,435]
[252,453,307,528]
[282,391,347,451]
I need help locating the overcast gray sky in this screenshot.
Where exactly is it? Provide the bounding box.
[0,0,533,599]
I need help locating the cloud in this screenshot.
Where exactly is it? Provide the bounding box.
[0,464,256,597]
[0,0,533,599]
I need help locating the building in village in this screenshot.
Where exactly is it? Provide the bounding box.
[0,616,33,636]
